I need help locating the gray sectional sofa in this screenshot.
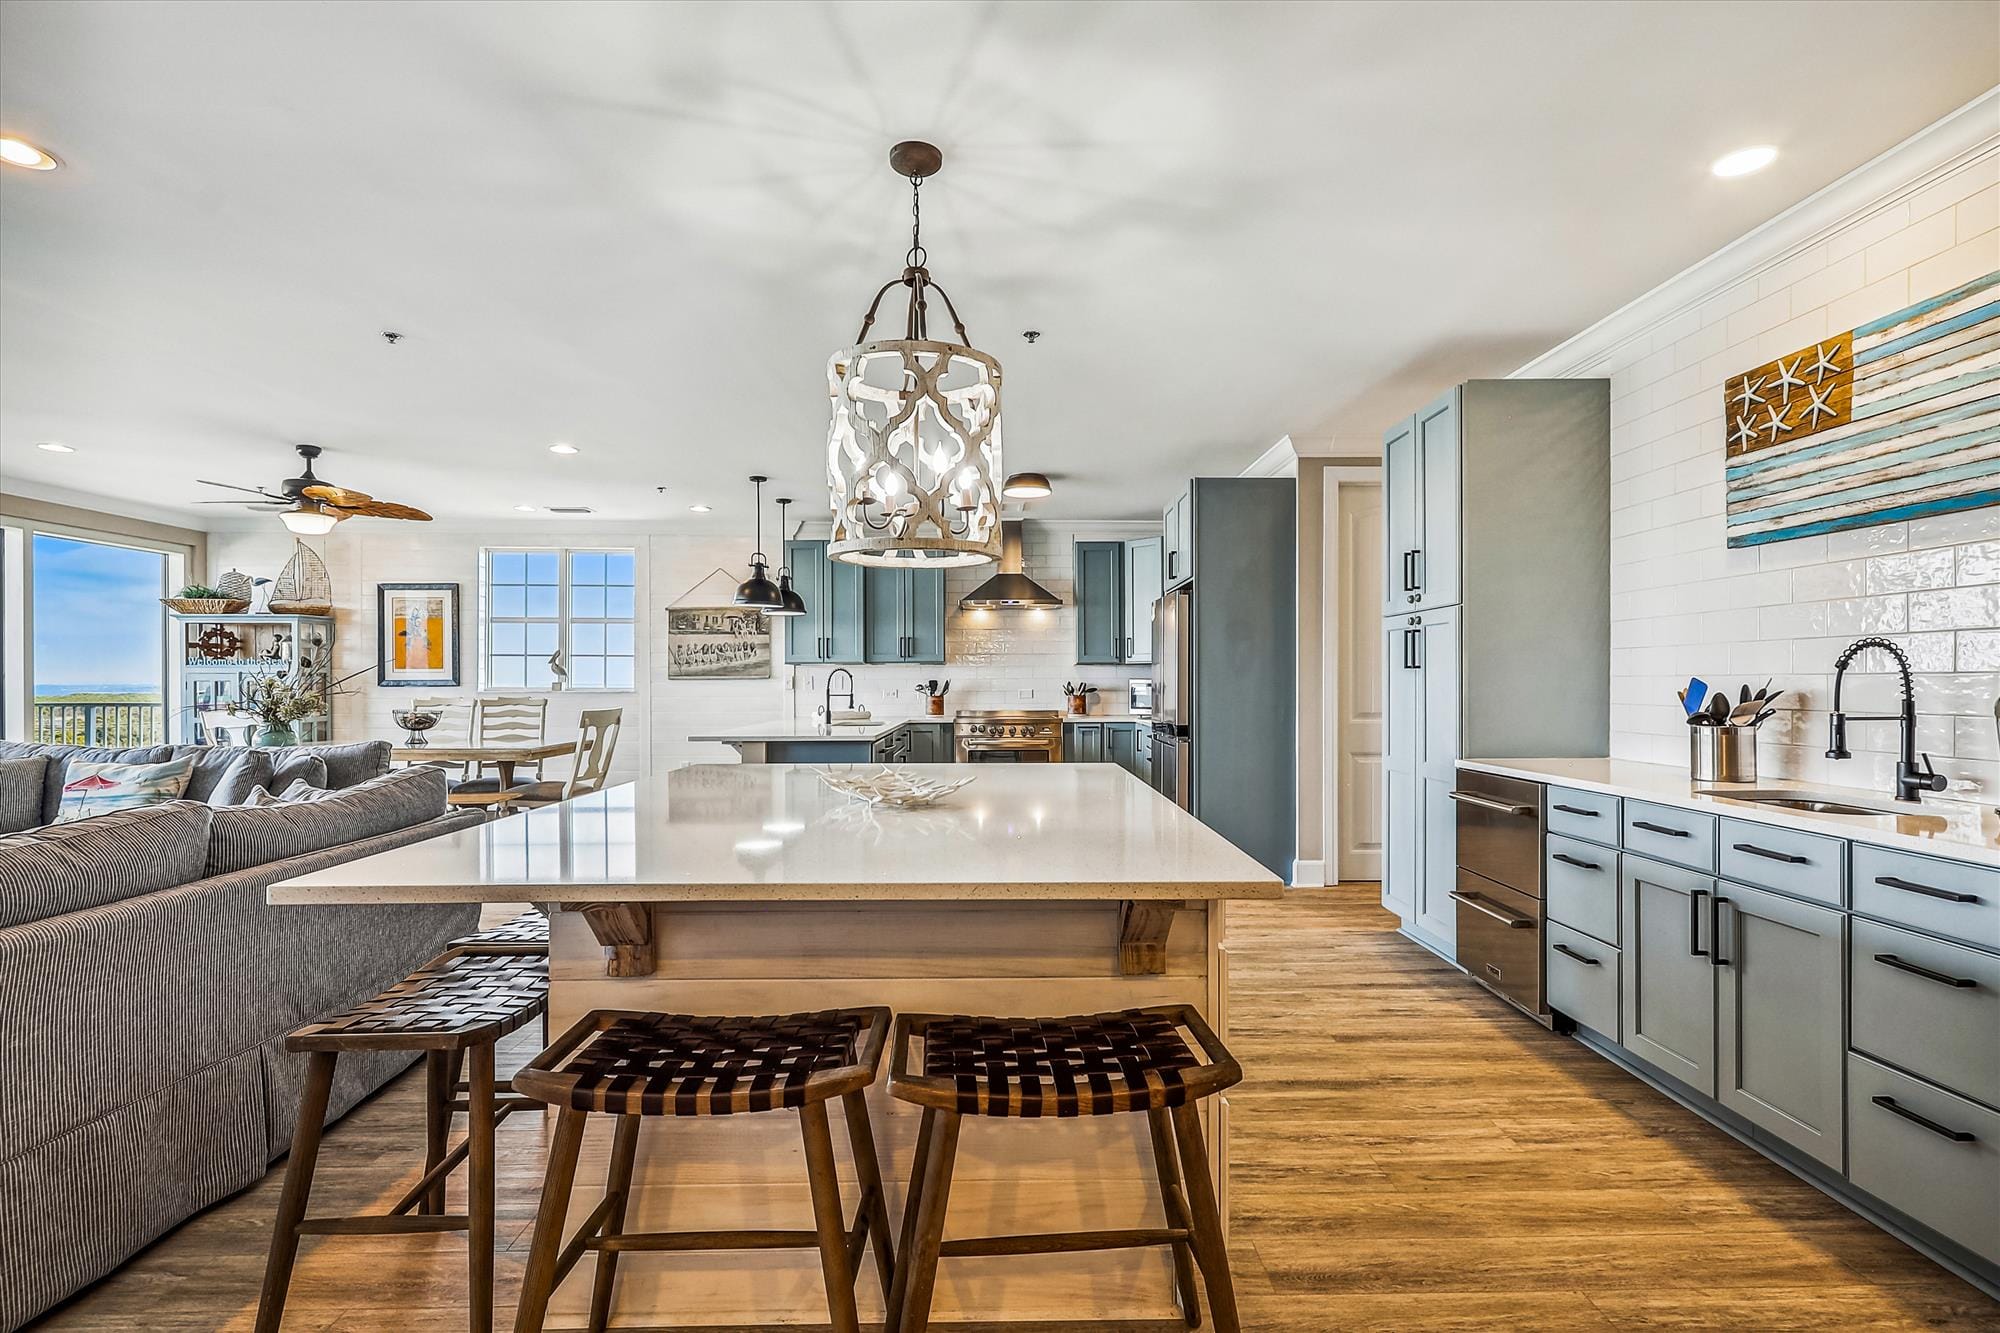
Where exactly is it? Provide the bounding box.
[0,741,484,1330]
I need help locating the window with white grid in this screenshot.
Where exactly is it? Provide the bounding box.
[483,548,636,691]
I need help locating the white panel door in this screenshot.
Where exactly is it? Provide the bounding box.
[1381,618,1418,920]
[1416,607,1460,952]
[1338,483,1384,881]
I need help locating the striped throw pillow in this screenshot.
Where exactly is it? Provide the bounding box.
[53,755,197,824]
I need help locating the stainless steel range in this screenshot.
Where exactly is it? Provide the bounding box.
[954,709,1065,762]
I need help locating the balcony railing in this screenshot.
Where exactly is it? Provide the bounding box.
[31,701,167,748]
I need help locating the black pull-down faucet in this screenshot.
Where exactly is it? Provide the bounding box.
[1825,636,1947,803]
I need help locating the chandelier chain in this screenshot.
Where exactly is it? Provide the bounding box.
[906,172,926,270]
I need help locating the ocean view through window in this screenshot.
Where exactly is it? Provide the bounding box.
[31,533,168,744]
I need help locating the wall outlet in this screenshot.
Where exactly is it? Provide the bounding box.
[884,687,899,698]
[1019,688,1035,699]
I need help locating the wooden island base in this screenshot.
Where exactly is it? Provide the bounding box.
[541,898,1229,1329]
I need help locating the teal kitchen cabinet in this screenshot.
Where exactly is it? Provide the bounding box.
[1107,722,1143,779]
[1163,483,1193,592]
[1074,541,1125,665]
[1123,536,1162,665]
[784,540,865,664]
[1068,722,1104,763]
[905,722,955,763]
[863,567,946,664]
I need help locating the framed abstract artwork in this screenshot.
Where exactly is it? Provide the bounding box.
[377,582,461,686]
[1723,270,2000,547]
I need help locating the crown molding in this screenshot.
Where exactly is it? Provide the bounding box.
[1513,87,2000,380]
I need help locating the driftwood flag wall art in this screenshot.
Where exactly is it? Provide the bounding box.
[1723,270,2000,547]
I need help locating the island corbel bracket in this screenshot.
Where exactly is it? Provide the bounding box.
[566,901,656,977]
[1118,899,1186,976]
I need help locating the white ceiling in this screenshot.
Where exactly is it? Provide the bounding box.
[1,1,1994,529]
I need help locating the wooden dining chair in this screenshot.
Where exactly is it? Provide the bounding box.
[451,708,622,811]
[473,695,550,780]
[410,696,475,776]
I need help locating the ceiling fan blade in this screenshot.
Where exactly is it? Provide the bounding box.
[198,478,280,497]
[193,499,288,508]
[301,482,373,507]
[341,499,432,521]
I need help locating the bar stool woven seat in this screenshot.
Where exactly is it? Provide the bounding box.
[885,1004,1244,1333]
[450,908,550,954]
[909,1010,1225,1117]
[287,950,548,1051]
[516,1009,874,1116]
[512,1007,896,1333]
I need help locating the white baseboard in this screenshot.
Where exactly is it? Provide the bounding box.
[1290,858,1327,887]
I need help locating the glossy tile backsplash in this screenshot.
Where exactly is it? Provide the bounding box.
[1562,148,2000,797]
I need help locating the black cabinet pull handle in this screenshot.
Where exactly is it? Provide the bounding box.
[1688,888,1709,958]
[1552,942,1601,966]
[1551,852,1600,871]
[1552,804,1599,817]
[1872,954,1979,989]
[1712,896,1732,968]
[1634,820,1692,838]
[1733,842,1807,865]
[1872,1095,1977,1144]
[1874,875,1980,904]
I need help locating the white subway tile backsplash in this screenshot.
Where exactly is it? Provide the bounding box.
[1601,155,2000,780]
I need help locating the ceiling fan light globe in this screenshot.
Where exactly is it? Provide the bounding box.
[280,502,341,536]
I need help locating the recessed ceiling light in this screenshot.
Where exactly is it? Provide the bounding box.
[35,441,75,454]
[547,442,579,455]
[1712,145,1777,179]
[514,504,539,512]
[0,137,60,171]
[689,504,712,513]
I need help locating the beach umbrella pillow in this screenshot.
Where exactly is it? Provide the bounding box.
[54,755,197,824]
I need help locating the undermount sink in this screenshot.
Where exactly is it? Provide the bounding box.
[1720,790,1910,818]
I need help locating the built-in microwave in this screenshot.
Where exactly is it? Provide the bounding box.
[1128,678,1154,715]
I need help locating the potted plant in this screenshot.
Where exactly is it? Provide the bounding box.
[1063,682,1098,715]
[915,679,951,716]
[241,670,326,747]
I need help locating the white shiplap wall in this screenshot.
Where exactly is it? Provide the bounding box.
[1527,145,2000,797]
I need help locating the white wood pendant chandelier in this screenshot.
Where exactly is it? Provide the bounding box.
[827,141,1002,568]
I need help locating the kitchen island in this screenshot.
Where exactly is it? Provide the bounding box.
[690,716,953,763]
[271,764,1281,1328]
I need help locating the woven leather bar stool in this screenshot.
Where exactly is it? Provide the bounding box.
[511,1007,895,1333]
[255,948,548,1333]
[885,1004,1243,1333]
[451,908,551,953]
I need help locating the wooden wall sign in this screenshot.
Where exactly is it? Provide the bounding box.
[1723,270,2000,547]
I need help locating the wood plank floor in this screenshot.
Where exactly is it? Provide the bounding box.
[33,886,2000,1331]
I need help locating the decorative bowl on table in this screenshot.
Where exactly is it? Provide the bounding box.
[813,767,975,809]
[392,709,441,747]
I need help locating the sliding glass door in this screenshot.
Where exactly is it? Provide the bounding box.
[29,533,169,745]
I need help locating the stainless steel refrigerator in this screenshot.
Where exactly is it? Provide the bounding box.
[1150,585,1192,810]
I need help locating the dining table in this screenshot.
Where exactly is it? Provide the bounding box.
[270,763,1282,1328]
[391,740,572,790]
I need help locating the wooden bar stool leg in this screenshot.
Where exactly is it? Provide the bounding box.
[883,1107,936,1333]
[897,1110,961,1333]
[255,1051,338,1333]
[467,1041,497,1333]
[514,1107,588,1333]
[841,1090,896,1301]
[586,1115,643,1333]
[800,1101,860,1333]
[1147,1107,1203,1328]
[1169,1103,1239,1333]
[423,1051,453,1216]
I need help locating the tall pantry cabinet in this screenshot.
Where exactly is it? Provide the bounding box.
[1380,380,1611,960]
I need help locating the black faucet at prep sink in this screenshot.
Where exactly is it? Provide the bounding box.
[1825,636,1948,804]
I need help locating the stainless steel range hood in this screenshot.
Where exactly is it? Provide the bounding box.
[960,521,1063,609]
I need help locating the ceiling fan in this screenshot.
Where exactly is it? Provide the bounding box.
[196,444,432,534]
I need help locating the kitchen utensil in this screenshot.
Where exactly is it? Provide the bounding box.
[1708,693,1731,724]
[1740,683,1751,705]
[1749,708,1777,728]
[1683,678,1710,716]
[1729,698,1764,726]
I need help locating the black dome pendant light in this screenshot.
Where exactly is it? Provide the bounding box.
[770,496,807,617]
[733,475,784,611]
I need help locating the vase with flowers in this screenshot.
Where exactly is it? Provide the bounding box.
[242,670,326,747]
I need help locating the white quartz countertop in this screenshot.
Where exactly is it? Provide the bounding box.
[689,717,935,744]
[1066,713,1154,724]
[270,766,1284,905]
[1458,757,2000,866]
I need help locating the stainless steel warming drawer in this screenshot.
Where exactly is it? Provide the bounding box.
[1449,769,1543,897]
[1451,768,1547,1024]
